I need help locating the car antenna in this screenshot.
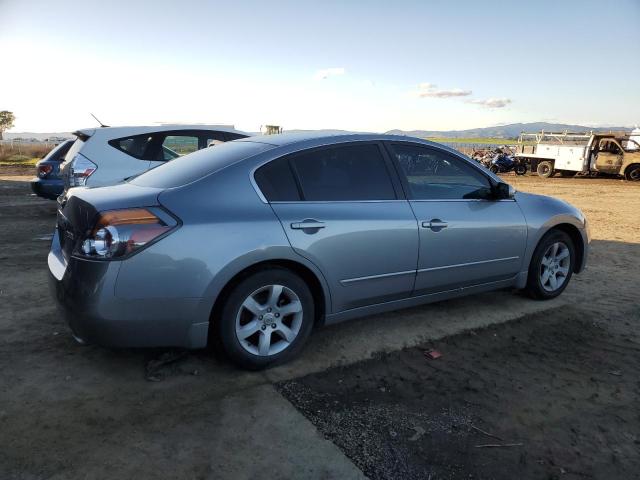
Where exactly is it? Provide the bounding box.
[90,113,109,128]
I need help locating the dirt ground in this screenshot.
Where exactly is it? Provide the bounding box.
[279,305,640,479]
[0,172,638,479]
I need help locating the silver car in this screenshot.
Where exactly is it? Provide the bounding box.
[49,133,589,369]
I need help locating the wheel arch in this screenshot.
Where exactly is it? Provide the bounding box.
[540,223,586,274]
[623,162,640,180]
[208,258,330,345]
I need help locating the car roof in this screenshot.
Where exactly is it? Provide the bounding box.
[74,125,248,139]
[236,130,450,151]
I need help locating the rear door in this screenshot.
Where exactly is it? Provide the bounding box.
[385,142,527,295]
[255,142,419,312]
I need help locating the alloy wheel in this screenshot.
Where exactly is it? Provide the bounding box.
[539,242,571,292]
[235,284,303,356]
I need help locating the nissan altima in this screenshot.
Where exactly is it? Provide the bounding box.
[49,133,589,369]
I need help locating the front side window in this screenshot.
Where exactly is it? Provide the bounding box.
[388,143,492,200]
[599,140,622,154]
[290,144,396,201]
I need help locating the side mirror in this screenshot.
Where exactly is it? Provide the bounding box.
[494,182,515,200]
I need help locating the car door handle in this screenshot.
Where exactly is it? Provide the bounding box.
[291,221,326,230]
[422,219,448,232]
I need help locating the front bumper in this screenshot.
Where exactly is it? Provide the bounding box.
[48,230,209,349]
[31,177,64,200]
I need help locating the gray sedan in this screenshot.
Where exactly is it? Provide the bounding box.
[49,133,589,369]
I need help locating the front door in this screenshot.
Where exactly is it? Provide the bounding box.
[385,142,527,295]
[254,142,419,312]
[595,139,624,174]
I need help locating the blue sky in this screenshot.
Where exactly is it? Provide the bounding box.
[1,0,639,132]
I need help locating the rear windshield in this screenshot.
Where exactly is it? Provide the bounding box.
[64,138,86,163]
[43,140,74,162]
[130,140,274,188]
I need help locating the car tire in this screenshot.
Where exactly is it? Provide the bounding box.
[489,165,499,174]
[537,161,554,178]
[515,164,527,175]
[216,267,315,370]
[624,163,640,181]
[525,229,575,300]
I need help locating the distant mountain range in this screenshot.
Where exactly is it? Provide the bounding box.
[385,122,633,139]
[4,122,634,142]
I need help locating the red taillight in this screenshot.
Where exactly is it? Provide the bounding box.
[77,208,177,259]
[37,164,53,178]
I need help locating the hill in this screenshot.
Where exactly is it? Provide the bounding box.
[386,122,632,139]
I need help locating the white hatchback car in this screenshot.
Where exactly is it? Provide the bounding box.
[60,125,248,190]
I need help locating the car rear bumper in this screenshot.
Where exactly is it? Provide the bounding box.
[48,230,209,349]
[31,178,64,200]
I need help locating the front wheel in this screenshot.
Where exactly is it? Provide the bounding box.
[489,165,500,174]
[525,230,575,300]
[515,164,527,175]
[625,164,640,181]
[216,268,315,370]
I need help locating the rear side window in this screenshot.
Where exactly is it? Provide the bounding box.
[206,131,228,148]
[110,131,234,162]
[388,143,492,200]
[109,134,155,159]
[290,144,396,201]
[225,132,248,141]
[254,158,301,201]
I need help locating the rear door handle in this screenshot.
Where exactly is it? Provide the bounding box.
[291,220,326,230]
[422,219,448,232]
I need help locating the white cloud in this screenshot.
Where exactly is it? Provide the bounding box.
[314,67,346,80]
[415,83,472,98]
[466,98,513,108]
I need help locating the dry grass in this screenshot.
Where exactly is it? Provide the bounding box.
[0,144,52,165]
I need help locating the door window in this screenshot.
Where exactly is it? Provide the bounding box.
[290,144,396,201]
[162,135,199,159]
[599,139,622,154]
[388,144,492,200]
[109,132,208,161]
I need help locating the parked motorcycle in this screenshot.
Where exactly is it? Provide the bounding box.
[489,153,527,175]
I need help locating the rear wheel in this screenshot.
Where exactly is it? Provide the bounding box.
[525,230,575,300]
[216,268,314,370]
[624,164,640,181]
[537,161,554,178]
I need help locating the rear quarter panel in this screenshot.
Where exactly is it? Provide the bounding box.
[114,161,332,324]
